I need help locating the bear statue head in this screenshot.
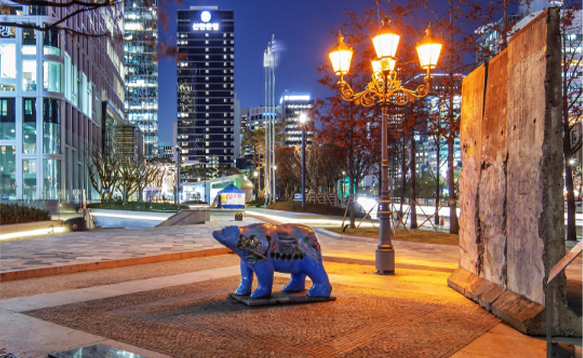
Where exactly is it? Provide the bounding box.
[212,225,242,249]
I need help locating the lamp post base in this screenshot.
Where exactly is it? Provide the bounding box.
[375,246,395,275]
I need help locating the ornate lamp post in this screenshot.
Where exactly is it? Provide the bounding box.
[328,18,442,274]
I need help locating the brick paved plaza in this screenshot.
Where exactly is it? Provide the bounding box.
[0,209,581,358]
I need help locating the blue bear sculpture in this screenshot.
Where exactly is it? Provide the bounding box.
[212,223,332,298]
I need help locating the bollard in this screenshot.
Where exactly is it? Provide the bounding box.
[440,218,444,225]
[235,212,243,221]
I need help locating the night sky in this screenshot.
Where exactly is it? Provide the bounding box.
[157,0,385,142]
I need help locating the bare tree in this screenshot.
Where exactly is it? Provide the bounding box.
[88,146,118,203]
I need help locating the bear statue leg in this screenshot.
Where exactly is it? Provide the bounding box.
[235,259,254,296]
[282,273,306,292]
[305,261,332,298]
[250,262,274,298]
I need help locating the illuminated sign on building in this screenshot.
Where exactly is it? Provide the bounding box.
[192,23,219,31]
[0,25,16,38]
[283,95,311,101]
[201,11,211,22]
[192,10,218,31]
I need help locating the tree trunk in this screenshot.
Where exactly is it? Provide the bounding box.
[400,144,407,216]
[349,175,356,228]
[565,157,577,241]
[448,134,459,234]
[410,135,418,229]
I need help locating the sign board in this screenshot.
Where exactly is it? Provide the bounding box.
[221,192,245,209]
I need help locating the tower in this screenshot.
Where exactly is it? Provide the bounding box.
[124,0,159,159]
[176,6,235,168]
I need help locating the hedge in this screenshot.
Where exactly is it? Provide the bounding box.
[0,203,52,225]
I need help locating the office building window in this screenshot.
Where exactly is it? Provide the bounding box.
[0,43,16,91]
[22,27,36,55]
[22,159,36,200]
[23,98,36,153]
[43,29,60,56]
[43,98,60,154]
[0,98,15,139]
[43,61,61,92]
[22,59,37,91]
[0,145,16,200]
[43,158,60,199]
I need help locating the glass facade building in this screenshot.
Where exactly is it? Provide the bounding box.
[176,6,235,168]
[0,2,125,202]
[124,0,159,159]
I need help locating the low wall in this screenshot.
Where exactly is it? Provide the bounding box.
[89,209,174,228]
[0,220,64,238]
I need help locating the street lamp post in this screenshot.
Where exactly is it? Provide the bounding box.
[299,113,308,208]
[253,170,259,200]
[175,145,181,210]
[328,18,442,275]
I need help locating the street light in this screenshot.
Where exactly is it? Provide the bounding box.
[328,18,442,275]
[299,113,308,208]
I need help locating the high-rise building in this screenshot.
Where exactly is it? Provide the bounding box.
[278,91,314,148]
[249,106,264,131]
[0,2,125,202]
[176,6,235,168]
[124,0,158,159]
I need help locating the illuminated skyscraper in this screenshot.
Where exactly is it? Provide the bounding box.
[124,0,158,159]
[0,1,125,202]
[176,6,235,168]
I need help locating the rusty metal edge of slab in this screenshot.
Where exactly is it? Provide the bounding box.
[229,293,336,307]
[0,248,233,282]
[47,344,148,358]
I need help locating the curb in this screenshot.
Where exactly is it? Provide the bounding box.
[0,248,233,282]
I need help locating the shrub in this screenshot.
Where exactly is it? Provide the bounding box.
[267,201,347,216]
[0,203,51,225]
[247,199,265,207]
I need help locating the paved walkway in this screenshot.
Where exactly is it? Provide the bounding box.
[0,212,262,274]
[0,209,581,358]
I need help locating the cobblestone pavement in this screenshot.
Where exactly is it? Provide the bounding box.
[17,263,500,358]
[0,212,262,273]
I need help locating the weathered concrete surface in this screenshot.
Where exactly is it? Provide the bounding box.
[479,49,508,287]
[452,9,580,336]
[459,64,485,274]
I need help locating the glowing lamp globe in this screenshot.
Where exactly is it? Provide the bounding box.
[372,17,400,59]
[328,31,353,76]
[299,112,308,124]
[416,24,442,70]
